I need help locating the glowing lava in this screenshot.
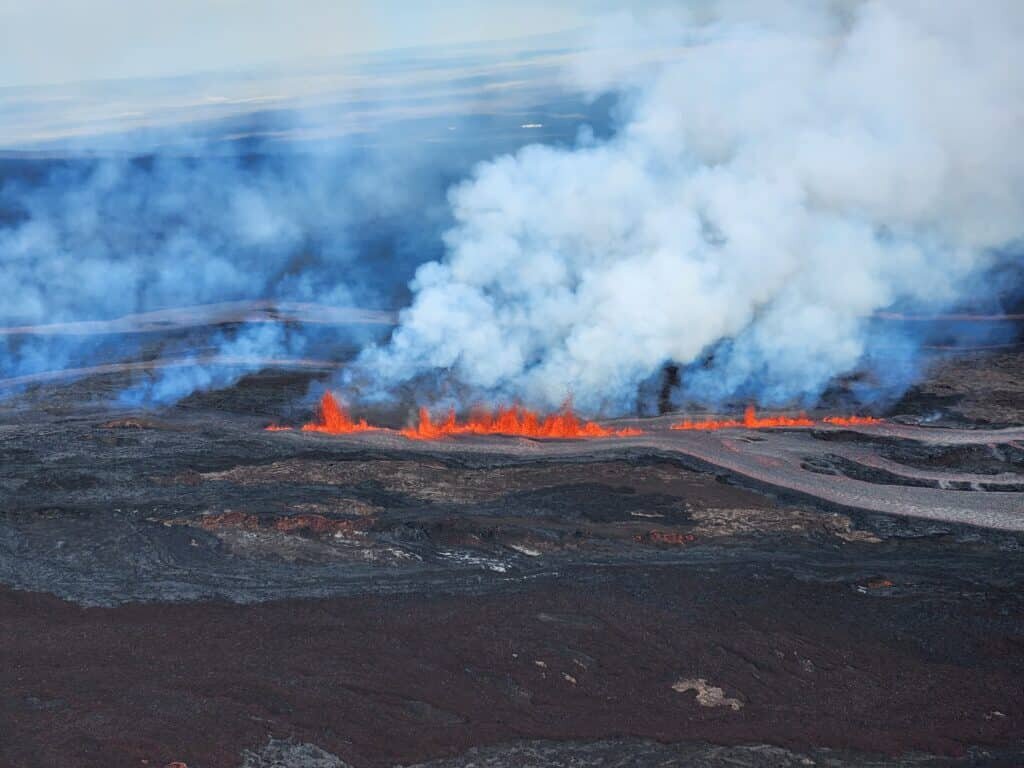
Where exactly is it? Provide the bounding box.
[821,415,883,426]
[300,392,378,434]
[672,405,880,431]
[268,396,877,439]
[401,405,642,440]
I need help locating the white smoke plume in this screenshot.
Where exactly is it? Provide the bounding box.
[361,0,1024,413]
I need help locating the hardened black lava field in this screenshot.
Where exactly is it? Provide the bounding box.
[2,349,1024,768]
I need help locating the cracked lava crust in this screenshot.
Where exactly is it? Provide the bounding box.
[2,356,1024,767]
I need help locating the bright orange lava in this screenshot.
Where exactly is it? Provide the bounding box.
[672,405,879,431]
[400,405,643,440]
[821,415,884,426]
[268,396,878,440]
[300,392,378,434]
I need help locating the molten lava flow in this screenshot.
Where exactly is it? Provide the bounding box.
[672,404,814,431]
[822,415,883,426]
[401,405,642,440]
[739,404,815,428]
[672,405,878,431]
[271,397,880,438]
[301,392,378,434]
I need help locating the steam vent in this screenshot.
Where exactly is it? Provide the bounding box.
[3,3,1024,767]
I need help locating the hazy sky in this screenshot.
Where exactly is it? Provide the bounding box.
[0,0,658,88]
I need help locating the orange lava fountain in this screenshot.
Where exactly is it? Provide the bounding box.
[401,405,643,440]
[265,396,879,439]
[672,405,879,431]
[300,392,378,434]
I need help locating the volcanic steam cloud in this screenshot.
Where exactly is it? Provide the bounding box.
[359,1,1024,414]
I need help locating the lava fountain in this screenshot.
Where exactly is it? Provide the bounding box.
[400,405,643,440]
[299,392,379,434]
[268,397,876,439]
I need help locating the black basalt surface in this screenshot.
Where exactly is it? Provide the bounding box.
[1,362,1024,767]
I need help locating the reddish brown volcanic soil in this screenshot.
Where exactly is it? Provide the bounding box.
[2,355,1024,767]
[3,564,1023,768]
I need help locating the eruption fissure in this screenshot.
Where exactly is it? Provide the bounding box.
[671,406,881,432]
[298,392,379,434]
[267,392,642,440]
[270,395,881,440]
[399,405,643,440]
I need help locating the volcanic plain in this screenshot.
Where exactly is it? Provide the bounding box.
[2,349,1024,767]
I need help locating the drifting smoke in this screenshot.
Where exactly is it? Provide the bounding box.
[116,323,305,405]
[361,1,1024,413]
[0,141,459,400]
[0,43,615,404]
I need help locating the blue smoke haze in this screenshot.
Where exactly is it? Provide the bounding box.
[1,10,1021,414]
[0,42,617,404]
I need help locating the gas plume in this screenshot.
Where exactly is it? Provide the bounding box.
[0,140,463,400]
[360,1,1024,413]
[0,47,609,402]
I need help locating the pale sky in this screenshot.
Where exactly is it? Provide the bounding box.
[0,0,660,88]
